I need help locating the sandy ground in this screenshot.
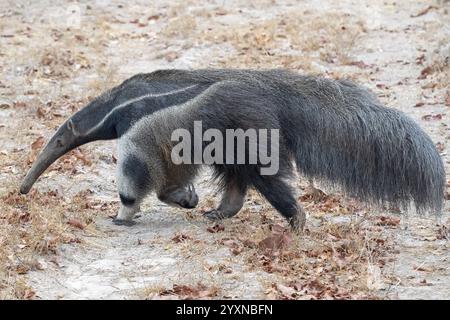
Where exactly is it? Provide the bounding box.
[0,0,449,299]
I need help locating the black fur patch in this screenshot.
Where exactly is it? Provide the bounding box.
[122,154,150,191]
[119,193,136,206]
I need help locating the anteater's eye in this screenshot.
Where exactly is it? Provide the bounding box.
[56,139,63,148]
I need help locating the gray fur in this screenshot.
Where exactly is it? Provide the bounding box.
[113,70,444,228]
[22,69,445,226]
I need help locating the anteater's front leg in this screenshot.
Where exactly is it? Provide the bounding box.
[114,154,150,226]
[204,176,247,221]
[115,196,141,226]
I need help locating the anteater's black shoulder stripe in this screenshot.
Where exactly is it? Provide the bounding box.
[119,193,136,206]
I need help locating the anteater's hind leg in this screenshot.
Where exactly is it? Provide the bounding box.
[253,176,306,231]
[204,175,248,221]
[114,155,151,226]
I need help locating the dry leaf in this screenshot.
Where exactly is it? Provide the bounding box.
[418,66,432,79]
[72,148,92,166]
[422,114,443,121]
[207,224,225,233]
[410,6,437,18]
[13,101,27,108]
[31,136,45,151]
[348,60,370,68]
[160,283,219,299]
[67,218,85,229]
[376,216,400,227]
[275,283,296,299]
[172,233,192,243]
[435,142,445,153]
[164,51,179,62]
[23,289,36,300]
[258,231,292,253]
[414,102,425,107]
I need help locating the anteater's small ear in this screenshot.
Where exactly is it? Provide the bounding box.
[67,119,80,136]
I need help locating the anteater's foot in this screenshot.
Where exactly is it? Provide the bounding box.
[289,210,306,233]
[203,209,228,221]
[112,218,136,227]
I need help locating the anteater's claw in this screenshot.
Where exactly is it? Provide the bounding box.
[203,209,225,221]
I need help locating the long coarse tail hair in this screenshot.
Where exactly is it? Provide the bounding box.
[289,77,445,213]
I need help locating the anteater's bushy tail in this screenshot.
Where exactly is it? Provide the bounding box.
[292,77,445,213]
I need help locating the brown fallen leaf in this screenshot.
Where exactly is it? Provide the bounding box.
[414,265,434,272]
[220,238,242,255]
[72,148,92,166]
[207,223,225,233]
[275,283,296,299]
[332,250,356,269]
[414,102,425,107]
[172,233,192,243]
[160,283,219,299]
[28,136,46,164]
[164,51,179,62]
[13,101,27,108]
[67,218,85,229]
[422,114,443,121]
[435,142,445,153]
[376,216,400,227]
[418,66,432,79]
[215,9,228,16]
[270,224,286,235]
[416,54,426,65]
[421,82,437,89]
[36,106,48,118]
[23,289,36,300]
[300,185,327,202]
[31,136,45,151]
[347,60,370,68]
[410,5,437,18]
[242,239,256,248]
[258,231,292,253]
[437,224,448,240]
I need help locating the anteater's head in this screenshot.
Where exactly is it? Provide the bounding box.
[19,90,119,194]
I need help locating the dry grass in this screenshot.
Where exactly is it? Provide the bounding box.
[0,10,119,298]
[160,9,366,71]
[0,182,117,298]
[139,184,396,300]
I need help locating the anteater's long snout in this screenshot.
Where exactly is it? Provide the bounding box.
[20,123,79,194]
